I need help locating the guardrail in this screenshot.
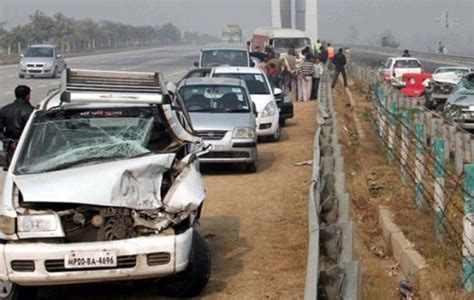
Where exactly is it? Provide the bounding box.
[304,73,361,299]
[347,63,474,292]
[345,44,474,67]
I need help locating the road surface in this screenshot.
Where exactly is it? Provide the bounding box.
[350,49,463,73]
[0,46,200,106]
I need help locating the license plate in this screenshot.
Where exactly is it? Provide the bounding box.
[210,144,225,150]
[65,250,117,269]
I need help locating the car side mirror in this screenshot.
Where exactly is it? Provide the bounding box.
[20,54,24,58]
[166,81,177,95]
[252,102,258,116]
[56,54,62,59]
[273,88,282,96]
[193,61,199,68]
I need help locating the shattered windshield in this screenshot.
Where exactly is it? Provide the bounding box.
[15,107,173,175]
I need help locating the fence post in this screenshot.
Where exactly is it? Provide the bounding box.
[434,139,446,241]
[400,111,409,183]
[388,100,398,164]
[415,122,426,211]
[463,165,474,292]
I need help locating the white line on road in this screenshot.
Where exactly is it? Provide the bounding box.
[50,82,58,85]
[3,92,13,95]
[37,85,47,88]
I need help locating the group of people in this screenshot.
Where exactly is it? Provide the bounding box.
[251,41,349,102]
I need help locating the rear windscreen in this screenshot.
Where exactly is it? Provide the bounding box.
[394,60,421,68]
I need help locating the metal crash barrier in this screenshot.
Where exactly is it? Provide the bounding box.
[304,73,361,300]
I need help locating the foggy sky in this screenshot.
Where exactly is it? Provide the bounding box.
[1,0,473,55]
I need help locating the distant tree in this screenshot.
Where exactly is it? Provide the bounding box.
[380,30,400,48]
[346,25,359,44]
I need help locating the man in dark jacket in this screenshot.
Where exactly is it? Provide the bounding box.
[0,85,34,169]
[318,46,328,64]
[331,48,348,89]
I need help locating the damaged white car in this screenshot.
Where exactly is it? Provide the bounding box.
[0,69,210,299]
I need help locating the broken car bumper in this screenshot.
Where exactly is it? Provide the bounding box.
[0,228,193,286]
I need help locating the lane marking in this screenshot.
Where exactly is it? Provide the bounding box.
[3,92,13,95]
[50,82,58,85]
[37,84,47,88]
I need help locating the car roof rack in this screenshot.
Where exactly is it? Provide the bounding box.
[59,69,170,105]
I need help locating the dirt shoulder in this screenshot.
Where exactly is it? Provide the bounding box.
[332,76,470,299]
[200,102,316,299]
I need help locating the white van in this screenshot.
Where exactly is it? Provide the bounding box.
[250,27,311,58]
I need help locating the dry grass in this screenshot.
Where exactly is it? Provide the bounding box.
[336,75,474,299]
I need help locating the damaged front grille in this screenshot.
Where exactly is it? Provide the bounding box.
[45,255,137,272]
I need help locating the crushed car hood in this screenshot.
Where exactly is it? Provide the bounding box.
[432,72,463,85]
[13,154,176,210]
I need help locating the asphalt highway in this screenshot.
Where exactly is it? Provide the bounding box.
[0,45,201,106]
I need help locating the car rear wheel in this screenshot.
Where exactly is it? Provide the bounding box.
[159,231,211,297]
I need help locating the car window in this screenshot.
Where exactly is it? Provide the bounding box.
[201,50,248,67]
[272,38,310,50]
[179,85,250,113]
[24,47,54,58]
[394,60,421,68]
[213,73,270,95]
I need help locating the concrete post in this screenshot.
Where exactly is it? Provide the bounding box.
[463,165,474,292]
[401,111,409,183]
[455,132,464,175]
[388,100,398,164]
[415,123,426,211]
[434,139,446,241]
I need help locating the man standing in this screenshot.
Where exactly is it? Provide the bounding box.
[314,39,322,55]
[312,57,324,100]
[297,54,315,102]
[319,46,328,64]
[331,48,348,89]
[282,48,298,101]
[0,85,34,169]
[327,43,335,64]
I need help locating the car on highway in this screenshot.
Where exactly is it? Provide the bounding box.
[442,73,474,130]
[378,57,423,87]
[178,77,258,172]
[423,68,470,110]
[194,44,251,68]
[211,67,282,142]
[18,44,66,79]
[0,69,210,299]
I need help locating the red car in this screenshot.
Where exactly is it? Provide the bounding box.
[401,73,432,97]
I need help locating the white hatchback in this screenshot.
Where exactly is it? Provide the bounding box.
[211,67,281,142]
[379,57,423,87]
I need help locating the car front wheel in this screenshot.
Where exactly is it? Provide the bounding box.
[0,282,35,300]
[159,231,211,297]
[268,124,281,142]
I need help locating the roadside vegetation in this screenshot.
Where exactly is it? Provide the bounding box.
[0,11,220,60]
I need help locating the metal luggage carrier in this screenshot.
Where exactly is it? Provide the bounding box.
[59,69,170,105]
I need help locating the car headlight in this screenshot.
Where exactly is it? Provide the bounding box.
[17,214,60,233]
[233,127,255,139]
[262,101,276,117]
[44,61,53,68]
[0,215,16,235]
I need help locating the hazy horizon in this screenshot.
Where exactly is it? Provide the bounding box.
[1,0,472,55]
